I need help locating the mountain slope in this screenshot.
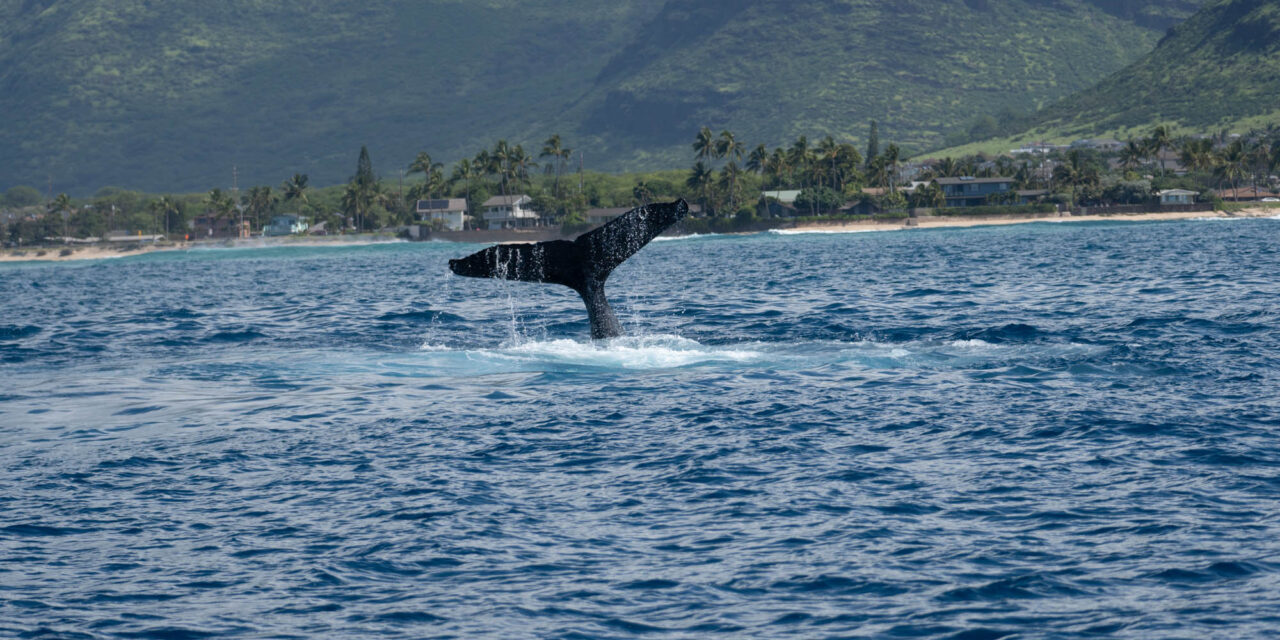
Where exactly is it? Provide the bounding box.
[577,0,1202,161]
[965,0,1280,146]
[0,0,667,194]
[0,0,1200,194]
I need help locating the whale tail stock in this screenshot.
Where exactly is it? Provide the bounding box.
[448,199,689,339]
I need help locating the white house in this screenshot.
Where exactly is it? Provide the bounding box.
[482,195,539,229]
[264,214,308,237]
[1158,189,1199,205]
[416,198,468,231]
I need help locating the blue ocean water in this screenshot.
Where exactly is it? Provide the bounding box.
[2,218,1280,639]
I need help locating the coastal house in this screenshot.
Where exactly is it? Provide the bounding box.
[1017,189,1050,204]
[482,195,539,229]
[840,198,883,217]
[760,189,803,205]
[934,177,1015,207]
[587,204,702,226]
[1158,189,1199,205]
[586,207,631,226]
[189,215,249,239]
[264,214,308,236]
[1218,186,1279,201]
[758,198,798,218]
[416,198,469,231]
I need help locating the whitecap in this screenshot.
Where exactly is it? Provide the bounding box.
[767,227,898,236]
[653,233,721,242]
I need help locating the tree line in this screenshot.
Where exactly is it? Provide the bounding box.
[5,124,1279,246]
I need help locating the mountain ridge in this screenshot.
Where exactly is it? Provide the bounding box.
[0,0,1201,194]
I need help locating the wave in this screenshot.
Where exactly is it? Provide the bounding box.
[767,227,899,236]
[421,334,763,370]
[407,333,1106,376]
[653,233,725,242]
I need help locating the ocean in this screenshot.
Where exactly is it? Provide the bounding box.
[2,218,1279,639]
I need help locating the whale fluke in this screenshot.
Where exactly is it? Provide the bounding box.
[449,199,689,339]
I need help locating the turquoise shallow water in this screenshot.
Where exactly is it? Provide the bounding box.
[2,218,1280,638]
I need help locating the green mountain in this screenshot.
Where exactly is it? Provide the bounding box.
[0,0,1200,194]
[1010,0,1280,141]
[936,0,1280,155]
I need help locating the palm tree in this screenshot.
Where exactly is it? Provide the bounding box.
[788,136,811,191]
[693,127,716,163]
[408,152,443,199]
[1052,150,1101,204]
[244,186,276,232]
[282,174,309,208]
[867,156,890,188]
[1147,125,1172,176]
[205,188,236,233]
[48,193,73,239]
[153,196,180,236]
[1215,141,1248,199]
[718,162,743,213]
[716,130,744,208]
[686,161,714,212]
[1120,139,1145,171]
[817,136,840,189]
[540,134,572,197]
[937,157,959,178]
[509,145,537,191]
[883,143,901,191]
[490,140,513,196]
[746,144,769,176]
[835,144,863,192]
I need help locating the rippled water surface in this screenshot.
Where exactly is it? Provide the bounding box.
[3,219,1280,639]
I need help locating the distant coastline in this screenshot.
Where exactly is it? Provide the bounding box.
[4,208,1275,264]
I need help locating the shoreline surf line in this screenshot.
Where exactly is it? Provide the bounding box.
[4,208,1276,262]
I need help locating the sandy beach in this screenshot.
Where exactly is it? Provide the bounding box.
[784,206,1279,235]
[0,235,405,263]
[3,208,1275,263]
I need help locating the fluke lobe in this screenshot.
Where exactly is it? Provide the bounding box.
[449,199,689,339]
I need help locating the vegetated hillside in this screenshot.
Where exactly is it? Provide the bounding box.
[991,0,1280,143]
[0,0,667,194]
[580,0,1202,164]
[0,0,1199,194]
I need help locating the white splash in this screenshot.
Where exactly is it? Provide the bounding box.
[494,335,762,369]
[767,227,898,236]
[653,233,721,242]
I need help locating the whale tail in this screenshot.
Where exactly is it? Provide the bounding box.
[448,199,689,339]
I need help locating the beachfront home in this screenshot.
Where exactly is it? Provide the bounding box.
[189,216,250,239]
[1158,189,1199,205]
[760,189,803,205]
[586,207,631,226]
[934,177,1015,208]
[1218,186,1279,201]
[416,198,469,231]
[482,195,539,229]
[587,203,702,226]
[265,214,309,237]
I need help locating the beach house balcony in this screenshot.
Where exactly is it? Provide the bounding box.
[482,195,540,229]
[934,177,1015,207]
[417,198,469,231]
